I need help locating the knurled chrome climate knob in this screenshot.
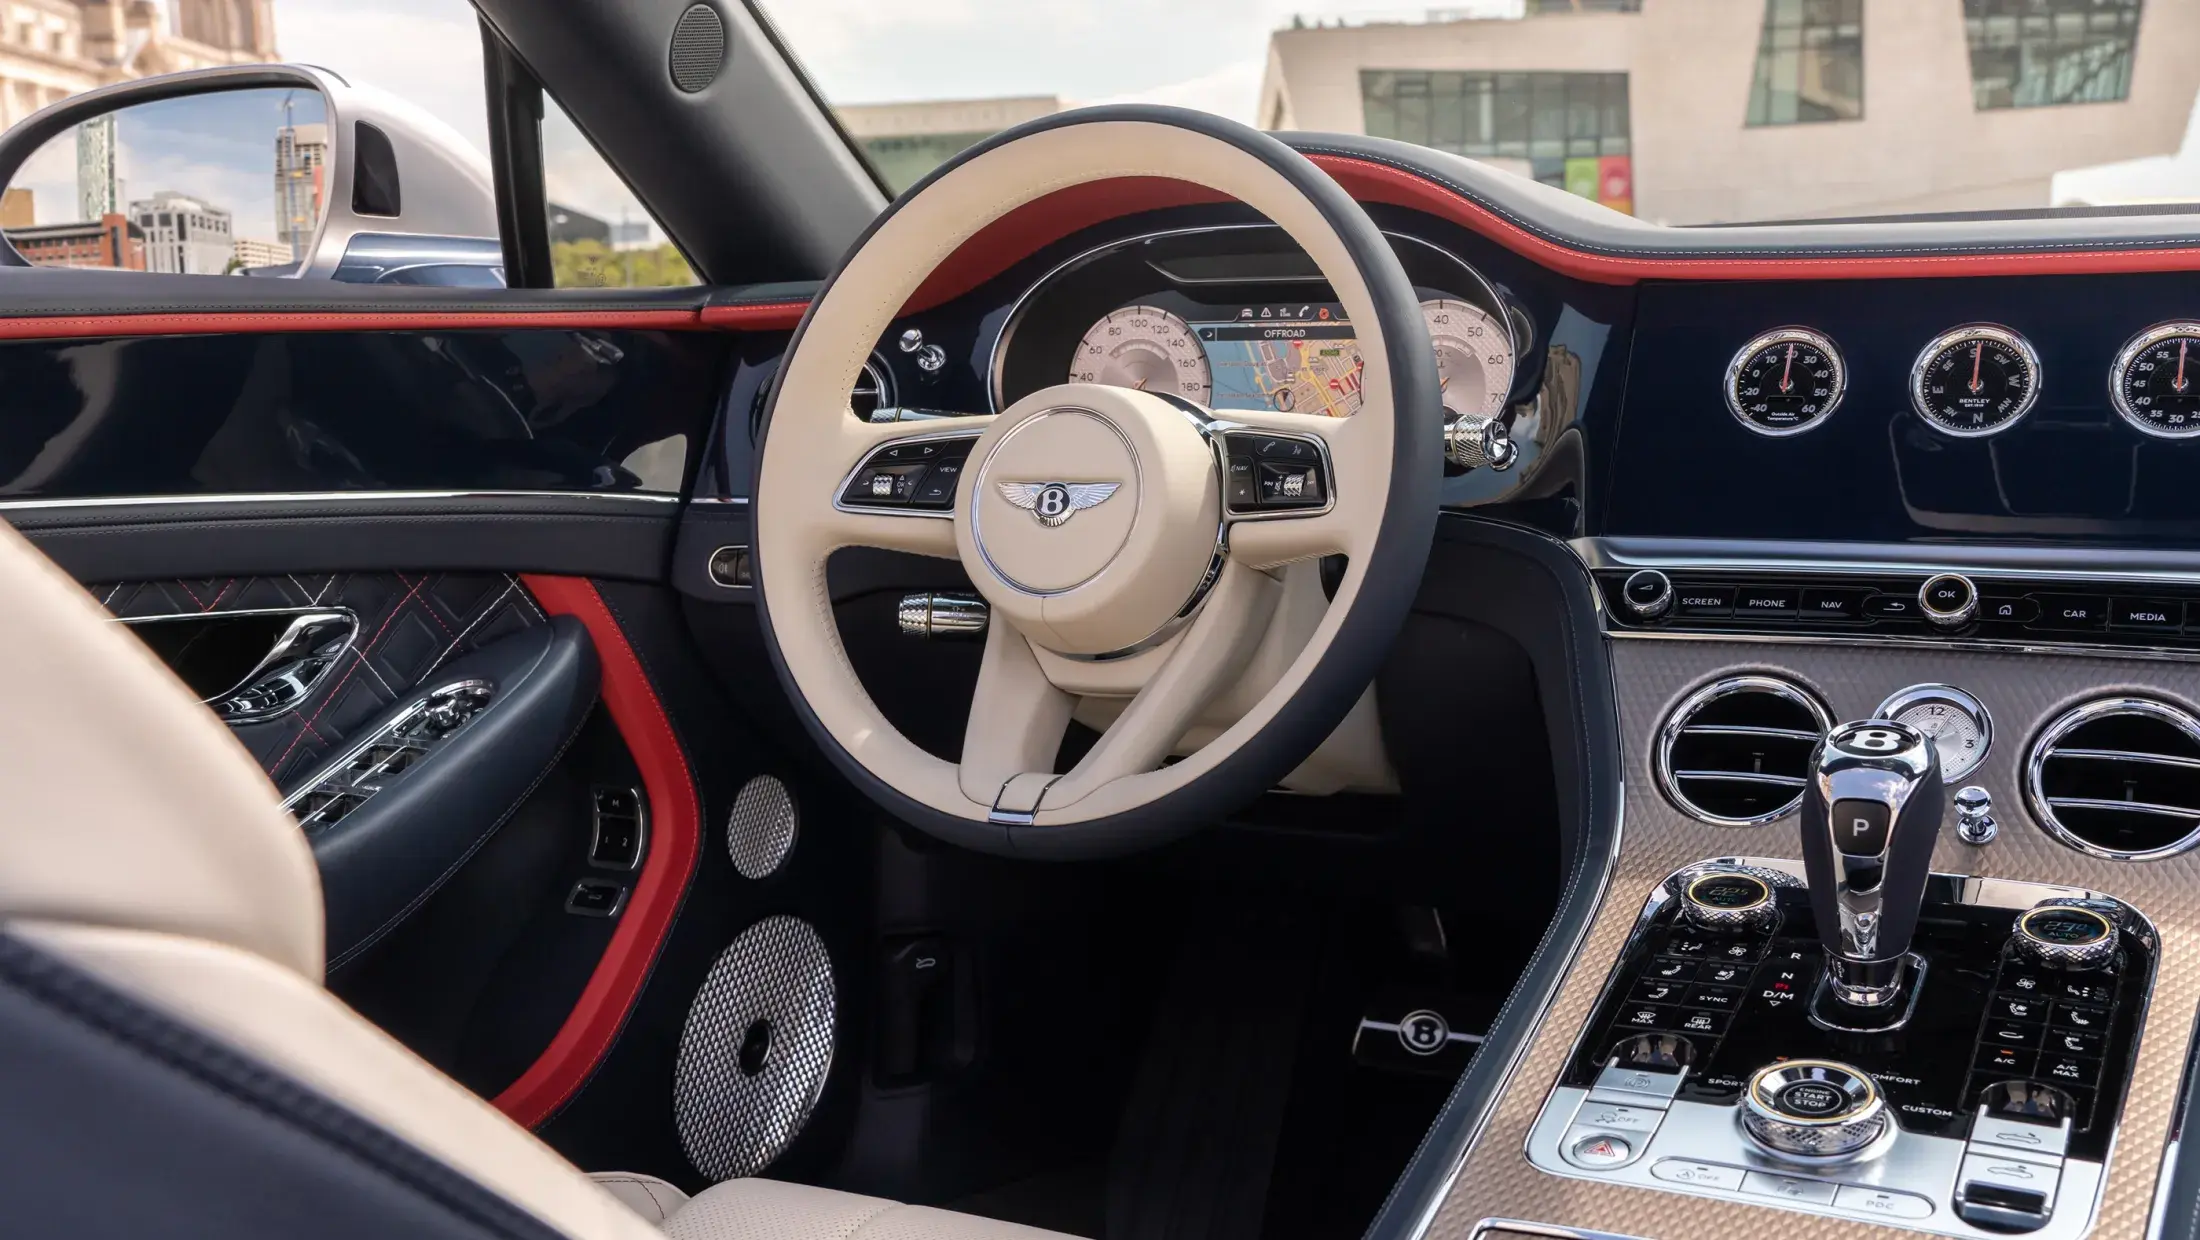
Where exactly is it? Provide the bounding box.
[1919,573,1978,629]
[1678,871,1779,933]
[1444,411,1517,472]
[2013,903,2119,971]
[1740,1061,1891,1162]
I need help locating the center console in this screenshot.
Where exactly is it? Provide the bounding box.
[1525,722,2157,1239]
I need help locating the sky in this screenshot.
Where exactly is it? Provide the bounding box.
[31,0,2199,231]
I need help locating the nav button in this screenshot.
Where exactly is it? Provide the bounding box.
[1800,588,1865,621]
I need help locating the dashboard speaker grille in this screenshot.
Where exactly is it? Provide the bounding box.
[675,915,835,1181]
[668,4,727,94]
[1655,675,1831,827]
[2027,697,2200,860]
[727,774,797,879]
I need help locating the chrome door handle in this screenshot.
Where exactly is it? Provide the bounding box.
[211,610,357,721]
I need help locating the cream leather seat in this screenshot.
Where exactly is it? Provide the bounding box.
[0,521,1073,1240]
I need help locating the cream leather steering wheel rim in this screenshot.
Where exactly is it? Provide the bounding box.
[752,106,1442,858]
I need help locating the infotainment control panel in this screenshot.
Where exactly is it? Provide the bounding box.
[1525,859,2154,1239]
[1597,567,2200,650]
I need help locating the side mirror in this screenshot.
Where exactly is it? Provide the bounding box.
[0,64,498,283]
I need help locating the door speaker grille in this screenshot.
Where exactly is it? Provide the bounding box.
[1655,675,1831,827]
[675,915,835,1180]
[727,774,797,879]
[2026,696,2200,860]
[668,4,727,94]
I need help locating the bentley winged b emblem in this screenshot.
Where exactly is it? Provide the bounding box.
[996,481,1119,528]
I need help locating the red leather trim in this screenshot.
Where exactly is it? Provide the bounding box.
[698,300,811,330]
[0,308,712,340]
[904,177,1227,312]
[495,575,701,1129]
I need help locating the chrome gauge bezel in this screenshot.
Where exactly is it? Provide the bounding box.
[1872,683,1993,783]
[1723,326,1846,438]
[2108,320,2200,440]
[1908,323,2042,439]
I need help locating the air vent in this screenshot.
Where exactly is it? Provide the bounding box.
[851,356,892,422]
[2027,697,2200,859]
[1656,675,1832,827]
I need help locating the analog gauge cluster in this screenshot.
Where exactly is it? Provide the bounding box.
[1721,319,2200,441]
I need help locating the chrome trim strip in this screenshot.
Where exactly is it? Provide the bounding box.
[0,488,680,512]
[1680,724,1819,741]
[2055,747,2200,770]
[1723,326,1846,439]
[1671,769,1806,788]
[1611,626,2200,666]
[1575,536,2200,586]
[2026,696,2200,861]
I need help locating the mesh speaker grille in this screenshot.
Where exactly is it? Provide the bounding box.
[675,915,835,1181]
[668,4,727,94]
[727,775,797,879]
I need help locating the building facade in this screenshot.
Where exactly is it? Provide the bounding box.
[231,234,287,270]
[836,96,1064,193]
[0,1,276,134]
[8,209,139,267]
[1258,0,2200,224]
[273,117,323,258]
[130,189,231,274]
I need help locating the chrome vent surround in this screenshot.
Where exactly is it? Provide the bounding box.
[2026,696,2200,860]
[850,356,893,422]
[1655,675,1832,827]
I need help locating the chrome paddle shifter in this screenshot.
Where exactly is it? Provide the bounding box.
[1799,720,1943,1013]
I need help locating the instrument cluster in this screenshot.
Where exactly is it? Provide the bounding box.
[1723,319,2200,440]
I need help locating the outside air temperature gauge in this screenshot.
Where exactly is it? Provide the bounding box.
[2111,321,2200,439]
[1724,327,1845,436]
[1873,683,1993,782]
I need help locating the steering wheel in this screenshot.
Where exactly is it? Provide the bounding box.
[752,106,1441,858]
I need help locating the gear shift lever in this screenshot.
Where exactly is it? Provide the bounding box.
[1799,720,1944,1008]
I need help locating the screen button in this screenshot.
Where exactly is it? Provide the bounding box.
[1676,586,1736,617]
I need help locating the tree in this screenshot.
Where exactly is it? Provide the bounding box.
[552,239,694,288]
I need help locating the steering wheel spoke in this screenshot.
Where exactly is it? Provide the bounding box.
[957,621,1075,812]
[1212,409,1380,570]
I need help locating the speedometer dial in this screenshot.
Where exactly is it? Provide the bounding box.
[2111,321,2200,439]
[1911,324,2041,438]
[1420,298,1515,419]
[1070,306,1211,403]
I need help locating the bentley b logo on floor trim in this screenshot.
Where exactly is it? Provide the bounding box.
[996,481,1119,527]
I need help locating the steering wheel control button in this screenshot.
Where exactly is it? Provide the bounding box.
[1650,1160,1744,1191]
[1563,1131,1638,1170]
[1620,570,1673,620]
[1679,872,1777,933]
[1740,1061,1890,1160]
[1741,1171,1837,1205]
[1833,1186,1934,1220]
[1920,573,1978,628]
[1223,431,1330,513]
[841,436,976,511]
[2014,905,2118,970]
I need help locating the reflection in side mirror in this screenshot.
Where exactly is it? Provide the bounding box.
[2,86,330,275]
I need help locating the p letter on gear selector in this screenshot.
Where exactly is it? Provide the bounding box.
[1525,719,2156,1239]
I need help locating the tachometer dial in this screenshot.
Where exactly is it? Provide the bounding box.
[1874,684,1992,783]
[1420,298,1515,419]
[1070,306,1211,403]
[1724,328,1844,436]
[2111,321,2200,439]
[1911,325,2040,438]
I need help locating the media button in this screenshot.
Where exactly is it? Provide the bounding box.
[2113,598,2183,631]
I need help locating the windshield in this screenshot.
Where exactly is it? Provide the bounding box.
[762,0,2200,226]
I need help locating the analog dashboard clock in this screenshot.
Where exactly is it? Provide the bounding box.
[2110,321,2200,439]
[1724,327,1845,436]
[1873,683,1992,782]
[1910,324,2041,437]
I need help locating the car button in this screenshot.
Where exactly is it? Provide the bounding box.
[2031,595,2109,630]
[1734,586,1798,617]
[1835,1186,1934,1220]
[1675,586,1735,617]
[2112,598,2183,631]
[1799,588,1865,620]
